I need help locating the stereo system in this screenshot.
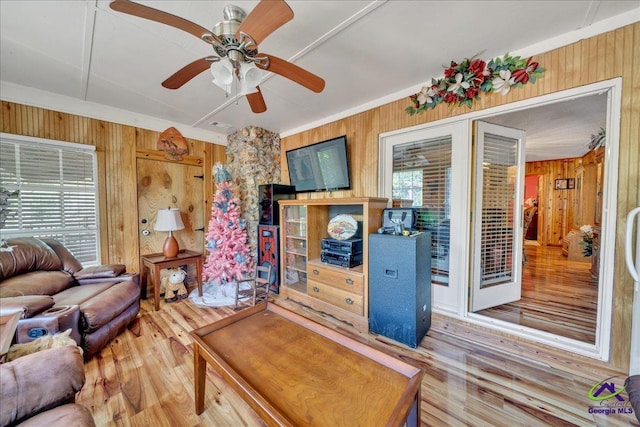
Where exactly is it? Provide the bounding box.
[258,184,295,225]
[320,250,363,268]
[258,224,281,293]
[320,237,363,268]
[321,237,363,254]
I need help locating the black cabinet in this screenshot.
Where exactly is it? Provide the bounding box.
[368,232,431,348]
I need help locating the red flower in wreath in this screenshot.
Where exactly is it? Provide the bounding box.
[512,57,540,84]
[465,87,479,99]
[444,61,458,78]
[444,92,458,103]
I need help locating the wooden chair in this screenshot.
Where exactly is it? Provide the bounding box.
[235,264,272,310]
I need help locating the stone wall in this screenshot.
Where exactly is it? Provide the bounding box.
[225,126,281,258]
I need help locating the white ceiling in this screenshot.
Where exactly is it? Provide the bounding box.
[1,1,639,158]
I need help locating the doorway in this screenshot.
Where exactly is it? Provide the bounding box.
[469,88,615,354]
[380,79,621,359]
[136,158,205,296]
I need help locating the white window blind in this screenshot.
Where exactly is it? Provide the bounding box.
[479,133,517,287]
[0,135,99,264]
[392,136,452,285]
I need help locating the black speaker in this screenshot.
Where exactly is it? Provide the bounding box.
[258,184,295,225]
[258,224,281,293]
[368,232,432,348]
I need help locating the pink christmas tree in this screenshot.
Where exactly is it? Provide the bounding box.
[202,164,253,285]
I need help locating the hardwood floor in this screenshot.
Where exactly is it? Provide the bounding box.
[77,295,638,426]
[476,245,597,343]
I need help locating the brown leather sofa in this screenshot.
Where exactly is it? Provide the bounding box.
[0,345,95,426]
[0,237,140,359]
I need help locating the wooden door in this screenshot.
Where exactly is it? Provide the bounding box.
[137,158,204,257]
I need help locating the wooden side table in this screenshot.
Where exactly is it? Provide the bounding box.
[140,250,203,311]
[1,311,21,362]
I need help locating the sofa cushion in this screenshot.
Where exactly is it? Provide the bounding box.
[0,271,74,298]
[40,238,84,275]
[19,404,96,427]
[53,282,114,307]
[0,238,62,280]
[74,264,126,280]
[0,295,55,318]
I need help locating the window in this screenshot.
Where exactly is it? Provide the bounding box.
[392,170,423,205]
[0,134,99,264]
[391,136,452,285]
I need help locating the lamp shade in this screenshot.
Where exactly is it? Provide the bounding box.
[210,60,234,86]
[154,208,184,232]
[241,62,264,89]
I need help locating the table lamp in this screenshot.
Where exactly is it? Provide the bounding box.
[154,207,185,258]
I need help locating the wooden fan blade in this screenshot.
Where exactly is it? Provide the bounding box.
[246,87,267,114]
[110,0,212,40]
[162,58,211,89]
[260,54,325,93]
[236,0,293,46]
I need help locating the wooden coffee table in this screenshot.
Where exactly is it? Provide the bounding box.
[190,303,423,426]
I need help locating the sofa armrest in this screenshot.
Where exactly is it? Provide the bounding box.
[77,272,139,287]
[73,264,126,280]
[0,345,85,426]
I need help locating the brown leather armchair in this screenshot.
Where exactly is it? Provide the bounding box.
[0,345,95,426]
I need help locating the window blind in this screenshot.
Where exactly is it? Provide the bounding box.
[0,135,99,264]
[392,136,452,285]
[479,132,517,287]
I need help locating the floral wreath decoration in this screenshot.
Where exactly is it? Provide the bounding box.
[406,53,544,115]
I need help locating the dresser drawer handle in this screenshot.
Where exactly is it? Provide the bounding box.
[345,297,354,305]
[312,269,319,275]
[312,286,320,293]
[345,278,354,285]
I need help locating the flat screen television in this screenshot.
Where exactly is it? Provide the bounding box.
[286,135,351,193]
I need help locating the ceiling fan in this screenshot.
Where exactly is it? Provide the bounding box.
[109,0,325,113]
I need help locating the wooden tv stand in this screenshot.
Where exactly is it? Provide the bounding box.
[190,303,422,426]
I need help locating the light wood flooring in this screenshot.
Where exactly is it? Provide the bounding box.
[477,245,598,343]
[76,294,638,426]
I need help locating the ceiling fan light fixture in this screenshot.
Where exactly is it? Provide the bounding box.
[210,60,234,86]
[241,62,264,88]
[109,0,322,112]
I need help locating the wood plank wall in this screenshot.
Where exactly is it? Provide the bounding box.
[526,149,602,247]
[0,103,227,272]
[525,157,579,247]
[280,23,640,370]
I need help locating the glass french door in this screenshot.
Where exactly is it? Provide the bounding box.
[470,121,526,312]
[380,123,470,314]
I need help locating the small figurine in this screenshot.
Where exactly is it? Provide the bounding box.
[161,268,188,302]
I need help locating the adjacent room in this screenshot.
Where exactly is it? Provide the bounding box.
[1,1,639,426]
